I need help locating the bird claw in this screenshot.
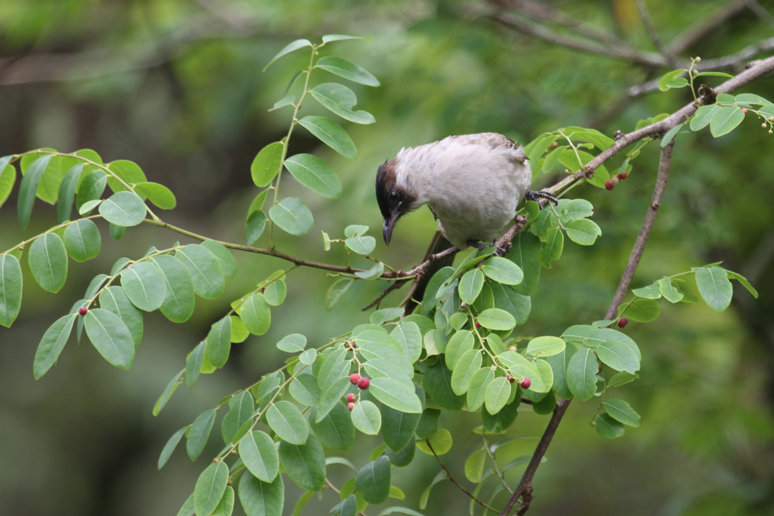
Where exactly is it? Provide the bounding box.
[472,241,507,256]
[525,190,559,206]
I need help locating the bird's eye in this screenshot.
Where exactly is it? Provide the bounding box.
[388,189,399,203]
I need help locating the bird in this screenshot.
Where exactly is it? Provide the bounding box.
[376,132,550,250]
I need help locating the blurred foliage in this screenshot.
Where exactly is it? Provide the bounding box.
[1,0,773,515]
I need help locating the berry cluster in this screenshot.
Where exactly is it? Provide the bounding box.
[346,373,370,410]
[605,171,628,191]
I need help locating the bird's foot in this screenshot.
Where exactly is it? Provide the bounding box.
[471,240,507,256]
[525,190,559,206]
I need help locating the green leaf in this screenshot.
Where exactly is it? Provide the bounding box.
[212,486,234,516]
[526,336,565,357]
[98,191,147,227]
[83,308,135,369]
[445,330,474,370]
[450,349,482,395]
[380,404,421,452]
[134,181,177,210]
[316,56,380,86]
[153,370,183,416]
[566,348,598,400]
[351,399,382,435]
[76,168,107,210]
[239,293,271,335]
[355,261,384,280]
[120,261,167,311]
[284,153,342,198]
[269,197,314,236]
[56,163,83,222]
[276,333,306,353]
[416,428,453,456]
[187,408,216,460]
[458,269,484,304]
[356,456,391,504]
[33,313,76,379]
[194,460,229,516]
[158,426,186,470]
[28,233,68,293]
[565,218,601,245]
[18,154,52,228]
[106,159,147,189]
[540,226,564,266]
[176,244,226,299]
[298,115,357,158]
[466,367,494,411]
[0,254,23,327]
[267,400,308,445]
[206,316,232,369]
[251,141,284,188]
[690,104,718,131]
[390,321,422,363]
[153,254,196,323]
[345,235,376,255]
[423,362,464,410]
[0,156,15,210]
[695,266,733,312]
[310,403,355,450]
[322,33,367,43]
[484,376,512,414]
[221,392,254,443]
[596,340,640,373]
[710,106,745,137]
[603,398,640,427]
[632,282,661,299]
[595,413,625,439]
[238,472,284,516]
[622,298,660,322]
[263,38,312,71]
[660,123,684,147]
[658,276,684,303]
[370,377,423,413]
[185,342,205,387]
[726,270,758,299]
[63,219,101,262]
[481,256,523,285]
[239,431,279,482]
[464,448,487,483]
[657,69,688,91]
[98,286,143,347]
[477,308,516,331]
[278,436,326,490]
[310,83,375,124]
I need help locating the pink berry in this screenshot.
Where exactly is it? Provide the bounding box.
[507,375,515,384]
[349,373,360,385]
[347,402,355,411]
[346,393,355,402]
[520,378,531,389]
[617,172,628,180]
[78,306,88,315]
[475,321,481,328]
[742,108,748,114]
[618,317,628,328]
[357,377,370,390]
[605,180,614,190]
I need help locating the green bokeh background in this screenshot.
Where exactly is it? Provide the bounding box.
[1,1,773,514]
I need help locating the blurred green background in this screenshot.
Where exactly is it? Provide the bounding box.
[1,1,773,514]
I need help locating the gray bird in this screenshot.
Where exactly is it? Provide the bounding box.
[376,132,545,250]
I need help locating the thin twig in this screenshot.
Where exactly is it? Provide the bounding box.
[636,0,678,66]
[482,434,513,494]
[425,439,499,514]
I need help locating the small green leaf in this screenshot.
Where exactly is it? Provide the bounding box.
[239,293,271,335]
[310,402,355,450]
[263,38,312,71]
[0,156,16,210]
[176,244,225,299]
[276,333,306,353]
[201,240,236,278]
[390,321,422,363]
[325,277,353,310]
[622,298,660,322]
[284,153,342,198]
[351,399,382,435]
[477,308,516,331]
[726,270,758,298]
[56,163,83,222]
[316,56,380,86]
[484,376,511,414]
[33,314,76,379]
[29,233,68,293]
[18,154,52,229]
[98,286,143,347]
[657,69,688,91]
[445,330,474,370]
[596,340,640,373]
[689,104,718,131]
[269,197,314,236]
[310,83,375,124]
[658,276,684,303]
[206,316,232,369]
[76,168,107,210]
[369,377,423,413]
[298,115,357,158]
[0,254,23,327]
[153,254,196,323]
[251,141,284,188]
[450,349,482,395]
[603,398,640,427]
[660,123,684,147]
[64,219,101,262]
[238,472,284,516]
[632,282,661,299]
[106,159,147,187]
[99,191,147,227]
[356,456,391,504]
[710,106,745,138]
[481,256,524,285]
[458,269,484,304]
[526,336,565,357]
[566,348,598,400]
[267,400,308,445]
[321,34,367,43]
[466,367,494,411]
[345,234,376,255]
[278,437,326,490]
[120,261,167,311]
[565,218,601,246]
[695,266,733,312]
[157,426,186,470]
[595,413,625,439]
[153,370,183,416]
[83,308,135,369]
[194,460,229,516]
[239,430,279,482]
[187,408,216,460]
[134,181,177,210]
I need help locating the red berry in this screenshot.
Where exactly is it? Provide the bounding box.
[346,393,355,402]
[357,377,370,390]
[78,306,88,315]
[617,172,628,180]
[507,375,515,383]
[349,373,361,385]
[618,317,629,328]
[347,402,355,411]
[520,377,531,389]
[742,108,748,114]
[605,180,614,190]
[475,321,481,328]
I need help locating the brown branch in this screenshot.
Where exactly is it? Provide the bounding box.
[636,0,678,67]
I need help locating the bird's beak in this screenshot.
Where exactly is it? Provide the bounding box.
[383,210,401,246]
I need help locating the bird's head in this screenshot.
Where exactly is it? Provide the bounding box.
[375,158,416,245]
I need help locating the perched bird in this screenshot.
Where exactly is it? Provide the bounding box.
[376,132,547,250]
